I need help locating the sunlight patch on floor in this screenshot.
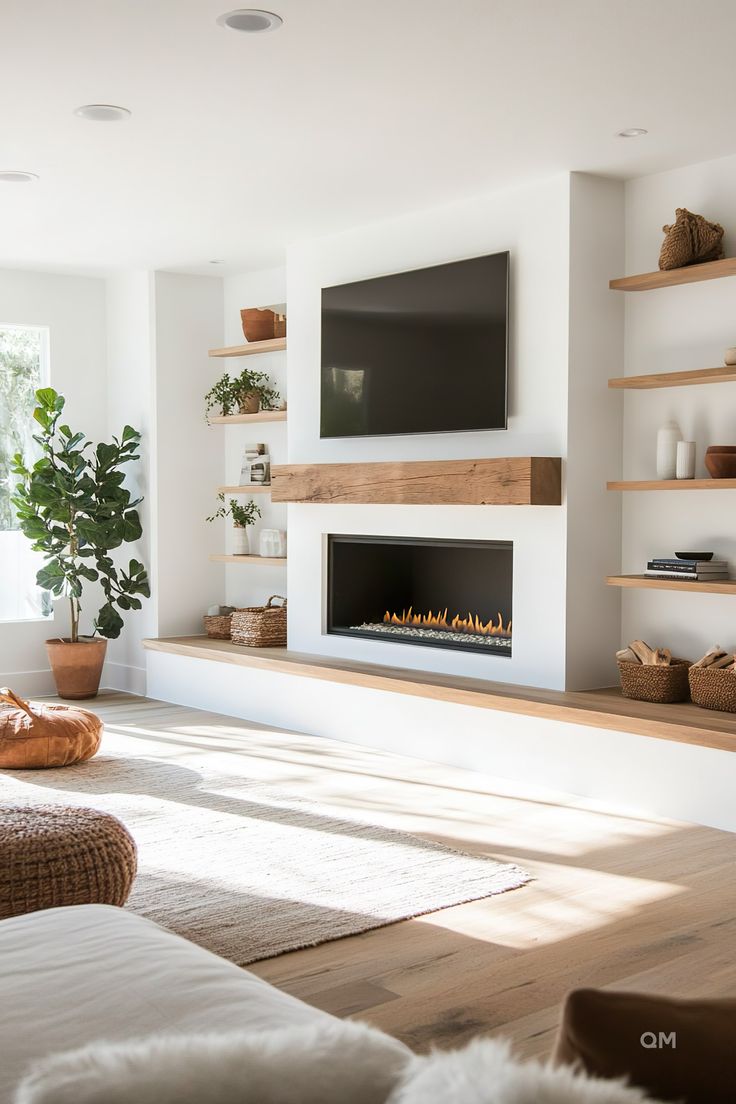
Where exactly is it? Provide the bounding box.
[415,866,684,949]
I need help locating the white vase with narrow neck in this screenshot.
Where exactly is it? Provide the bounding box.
[232,525,250,555]
[656,421,682,480]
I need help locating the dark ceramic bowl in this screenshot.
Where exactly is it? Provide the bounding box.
[676,552,714,561]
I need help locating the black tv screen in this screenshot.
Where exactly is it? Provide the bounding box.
[320,251,508,439]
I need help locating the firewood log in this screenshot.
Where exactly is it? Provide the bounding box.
[708,653,735,670]
[692,646,730,668]
[651,648,672,666]
[616,647,640,664]
[630,639,657,665]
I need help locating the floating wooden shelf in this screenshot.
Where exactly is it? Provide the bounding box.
[208,337,286,358]
[610,257,736,292]
[607,574,736,595]
[142,636,736,753]
[209,554,286,566]
[209,410,287,425]
[607,479,736,492]
[271,457,562,506]
[609,366,736,390]
[217,485,272,495]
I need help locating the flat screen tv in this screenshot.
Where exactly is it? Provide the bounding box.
[320,251,508,439]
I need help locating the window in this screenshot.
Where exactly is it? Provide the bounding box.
[0,324,52,621]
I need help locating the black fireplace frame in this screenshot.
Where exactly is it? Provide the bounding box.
[326,534,513,657]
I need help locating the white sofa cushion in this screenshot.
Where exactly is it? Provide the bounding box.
[15,1020,409,1104]
[0,905,409,1104]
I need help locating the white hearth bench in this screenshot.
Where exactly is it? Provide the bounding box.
[143,636,736,834]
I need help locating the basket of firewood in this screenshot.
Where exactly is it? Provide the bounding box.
[616,640,692,704]
[688,647,736,713]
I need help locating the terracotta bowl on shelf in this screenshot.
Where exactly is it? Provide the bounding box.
[705,446,736,479]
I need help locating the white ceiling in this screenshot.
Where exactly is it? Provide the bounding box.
[2,0,736,277]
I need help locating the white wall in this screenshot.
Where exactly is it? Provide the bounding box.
[621,153,736,659]
[154,272,224,638]
[221,268,288,610]
[0,269,107,695]
[566,174,625,688]
[286,175,571,690]
[104,272,157,693]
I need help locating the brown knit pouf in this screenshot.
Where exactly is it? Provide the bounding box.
[0,805,137,920]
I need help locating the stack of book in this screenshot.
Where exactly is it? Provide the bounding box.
[646,557,730,581]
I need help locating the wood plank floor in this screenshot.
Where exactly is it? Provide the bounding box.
[76,694,736,1058]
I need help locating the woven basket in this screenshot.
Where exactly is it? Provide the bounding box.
[688,666,736,713]
[618,658,691,704]
[231,595,286,647]
[203,614,233,640]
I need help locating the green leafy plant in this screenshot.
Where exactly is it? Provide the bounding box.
[204,368,280,420]
[206,494,262,528]
[11,387,150,642]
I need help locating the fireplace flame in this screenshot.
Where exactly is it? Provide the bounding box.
[383,606,511,638]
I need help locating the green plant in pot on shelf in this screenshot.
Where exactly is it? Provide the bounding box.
[207,494,262,555]
[11,388,150,700]
[204,368,280,421]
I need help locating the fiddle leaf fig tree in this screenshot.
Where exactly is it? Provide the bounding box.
[11,387,150,643]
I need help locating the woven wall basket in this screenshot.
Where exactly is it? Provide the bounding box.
[688,667,736,713]
[618,658,691,704]
[231,595,286,647]
[203,614,233,640]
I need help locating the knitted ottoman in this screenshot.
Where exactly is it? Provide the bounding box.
[0,805,137,920]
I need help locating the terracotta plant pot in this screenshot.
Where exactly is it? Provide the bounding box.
[238,390,260,414]
[45,637,108,700]
[241,308,277,343]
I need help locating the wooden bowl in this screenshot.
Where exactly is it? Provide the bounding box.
[705,445,736,455]
[705,451,736,479]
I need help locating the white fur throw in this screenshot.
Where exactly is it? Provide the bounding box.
[386,1037,663,1104]
[14,1019,409,1104]
[15,1025,666,1104]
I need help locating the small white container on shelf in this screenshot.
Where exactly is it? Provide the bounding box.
[259,529,287,558]
[656,421,682,480]
[676,440,696,480]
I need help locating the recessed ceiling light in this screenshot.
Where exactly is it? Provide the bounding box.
[216,9,283,32]
[74,104,131,122]
[617,127,648,138]
[209,259,226,265]
[0,170,39,183]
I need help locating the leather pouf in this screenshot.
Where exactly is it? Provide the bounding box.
[0,688,102,769]
[0,805,137,919]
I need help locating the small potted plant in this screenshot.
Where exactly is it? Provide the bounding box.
[205,369,280,421]
[207,494,261,555]
[12,388,150,699]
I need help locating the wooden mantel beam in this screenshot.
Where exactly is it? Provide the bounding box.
[270,457,562,506]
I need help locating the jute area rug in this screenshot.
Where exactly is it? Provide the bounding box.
[2,730,530,966]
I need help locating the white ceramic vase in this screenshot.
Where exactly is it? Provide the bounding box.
[676,440,696,480]
[232,525,250,555]
[656,421,682,480]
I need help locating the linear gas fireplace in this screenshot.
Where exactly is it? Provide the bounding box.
[327,535,513,656]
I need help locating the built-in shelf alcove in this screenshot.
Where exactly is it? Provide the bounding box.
[327,535,513,656]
